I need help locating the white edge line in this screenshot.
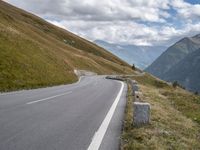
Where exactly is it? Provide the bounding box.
[87,81,124,150]
[26,91,72,105]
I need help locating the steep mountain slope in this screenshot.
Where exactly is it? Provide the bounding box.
[94,40,166,69]
[146,34,200,77]
[163,48,200,92]
[0,1,133,91]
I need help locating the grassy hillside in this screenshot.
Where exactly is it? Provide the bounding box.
[0,1,133,91]
[121,73,200,149]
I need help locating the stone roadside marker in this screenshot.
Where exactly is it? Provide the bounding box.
[134,91,143,101]
[131,84,139,95]
[131,80,137,85]
[133,102,150,127]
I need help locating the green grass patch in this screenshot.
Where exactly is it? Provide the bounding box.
[161,89,200,124]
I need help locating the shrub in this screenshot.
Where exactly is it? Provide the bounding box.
[172,81,179,88]
[132,64,136,70]
[172,81,185,89]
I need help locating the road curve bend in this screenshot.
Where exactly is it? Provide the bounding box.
[0,76,127,150]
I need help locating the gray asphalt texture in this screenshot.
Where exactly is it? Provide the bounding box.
[0,76,127,150]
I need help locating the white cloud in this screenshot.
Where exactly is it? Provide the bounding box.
[6,0,171,22]
[171,0,200,20]
[48,20,161,46]
[5,0,200,46]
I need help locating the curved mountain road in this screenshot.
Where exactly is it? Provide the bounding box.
[0,76,127,150]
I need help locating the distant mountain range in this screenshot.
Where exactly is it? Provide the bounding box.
[146,34,200,93]
[94,40,166,69]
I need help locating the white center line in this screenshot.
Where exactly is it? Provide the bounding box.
[87,81,124,150]
[26,91,72,105]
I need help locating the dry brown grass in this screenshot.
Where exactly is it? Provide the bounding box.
[121,74,200,150]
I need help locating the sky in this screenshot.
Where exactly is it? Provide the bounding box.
[5,0,200,46]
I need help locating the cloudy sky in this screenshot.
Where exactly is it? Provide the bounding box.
[5,0,200,46]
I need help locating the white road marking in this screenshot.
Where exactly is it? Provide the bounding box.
[26,91,72,104]
[87,81,124,150]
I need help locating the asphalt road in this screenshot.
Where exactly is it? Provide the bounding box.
[0,76,127,150]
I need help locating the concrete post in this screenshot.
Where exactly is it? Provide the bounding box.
[134,91,142,101]
[133,102,150,127]
[131,80,137,85]
[132,84,139,95]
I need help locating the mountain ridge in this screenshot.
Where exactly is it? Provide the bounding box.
[146,34,200,92]
[163,48,200,92]
[94,39,166,69]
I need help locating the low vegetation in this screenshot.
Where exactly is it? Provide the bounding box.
[131,64,136,70]
[121,73,200,149]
